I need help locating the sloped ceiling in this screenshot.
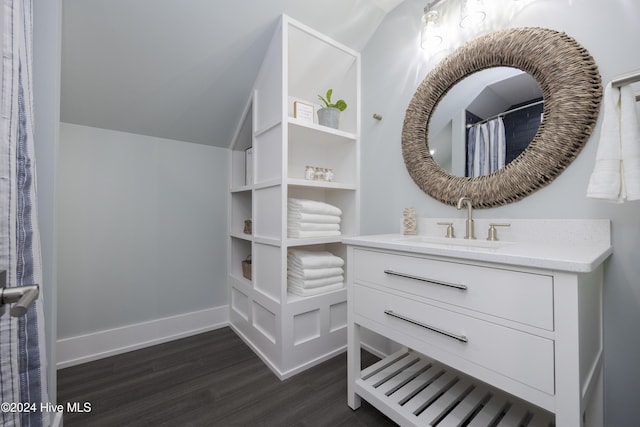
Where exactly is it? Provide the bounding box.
[61,0,406,148]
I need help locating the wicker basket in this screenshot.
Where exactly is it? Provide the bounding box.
[241,255,252,280]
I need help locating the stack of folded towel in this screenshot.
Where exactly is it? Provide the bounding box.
[288,198,342,238]
[287,249,345,297]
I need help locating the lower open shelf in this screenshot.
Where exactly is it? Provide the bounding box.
[355,349,554,427]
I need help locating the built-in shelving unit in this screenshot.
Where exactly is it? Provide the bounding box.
[228,15,360,379]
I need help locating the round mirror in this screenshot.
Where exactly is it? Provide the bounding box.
[402,27,602,208]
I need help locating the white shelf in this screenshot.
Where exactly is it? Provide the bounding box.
[230,185,252,193]
[253,236,282,247]
[287,178,356,191]
[230,232,252,241]
[229,273,252,288]
[254,179,282,190]
[228,14,359,379]
[286,236,346,247]
[288,117,357,140]
[356,349,554,427]
[286,287,347,305]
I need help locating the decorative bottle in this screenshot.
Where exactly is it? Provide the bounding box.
[402,208,417,235]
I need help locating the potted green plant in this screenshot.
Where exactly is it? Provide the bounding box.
[317,89,347,129]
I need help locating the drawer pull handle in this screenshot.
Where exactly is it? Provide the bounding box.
[384,310,468,343]
[383,270,467,291]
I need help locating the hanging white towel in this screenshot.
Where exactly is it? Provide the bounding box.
[620,85,640,200]
[587,83,623,201]
[587,82,640,202]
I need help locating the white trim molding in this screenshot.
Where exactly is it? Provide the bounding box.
[57,306,229,369]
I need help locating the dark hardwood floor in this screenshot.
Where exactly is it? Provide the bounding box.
[57,327,397,426]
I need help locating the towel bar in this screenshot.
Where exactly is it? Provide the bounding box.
[611,68,640,88]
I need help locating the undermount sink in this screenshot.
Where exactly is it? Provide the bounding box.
[395,235,513,250]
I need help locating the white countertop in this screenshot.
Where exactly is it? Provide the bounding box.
[343,219,613,272]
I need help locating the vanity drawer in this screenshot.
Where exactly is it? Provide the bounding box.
[353,249,553,330]
[353,283,555,395]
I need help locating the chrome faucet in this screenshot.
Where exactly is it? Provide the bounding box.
[456,197,475,239]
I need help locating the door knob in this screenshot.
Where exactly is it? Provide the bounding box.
[0,270,40,318]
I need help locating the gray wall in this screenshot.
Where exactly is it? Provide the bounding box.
[57,124,228,338]
[361,1,640,425]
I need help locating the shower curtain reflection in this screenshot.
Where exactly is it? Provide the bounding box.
[466,117,506,177]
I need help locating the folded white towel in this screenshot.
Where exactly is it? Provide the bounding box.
[587,82,640,202]
[288,250,344,269]
[288,258,344,273]
[288,198,342,216]
[287,282,344,297]
[288,266,344,280]
[287,222,340,232]
[287,275,344,289]
[288,230,341,238]
[287,212,341,224]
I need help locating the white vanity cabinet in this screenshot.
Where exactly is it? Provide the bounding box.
[345,226,611,427]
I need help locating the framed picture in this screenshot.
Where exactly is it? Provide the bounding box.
[294,101,314,123]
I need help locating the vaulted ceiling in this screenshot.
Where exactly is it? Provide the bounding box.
[61,0,406,148]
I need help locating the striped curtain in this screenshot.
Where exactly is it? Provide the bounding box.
[1,0,49,426]
[466,117,506,177]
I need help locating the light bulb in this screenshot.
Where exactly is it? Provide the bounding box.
[460,0,486,28]
[421,9,443,50]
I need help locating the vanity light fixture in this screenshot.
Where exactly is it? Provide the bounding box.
[421,0,488,50]
[459,0,486,28]
[420,0,446,50]
[420,8,443,50]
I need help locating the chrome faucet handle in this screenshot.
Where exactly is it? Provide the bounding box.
[437,222,455,238]
[487,223,510,241]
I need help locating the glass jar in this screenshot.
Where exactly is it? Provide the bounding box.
[304,165,315,180]
[324,168,334,182]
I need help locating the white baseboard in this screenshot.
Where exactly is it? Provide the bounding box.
[56,305,229,369]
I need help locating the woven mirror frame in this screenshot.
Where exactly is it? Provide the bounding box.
[402,27,602,208]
